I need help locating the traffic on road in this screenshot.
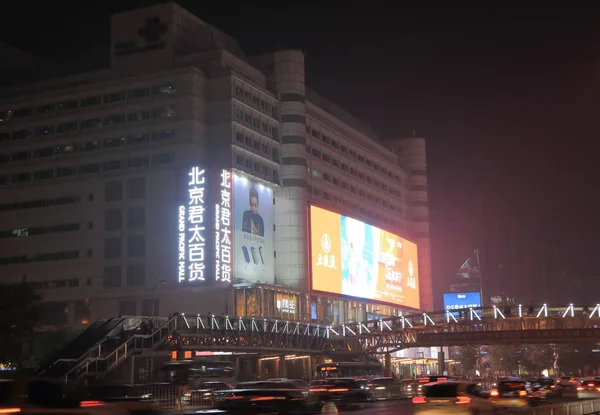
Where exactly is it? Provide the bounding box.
[1,373,599,415]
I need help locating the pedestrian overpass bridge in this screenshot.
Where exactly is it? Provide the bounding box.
[39,303,600,386]
[171,303,600,354]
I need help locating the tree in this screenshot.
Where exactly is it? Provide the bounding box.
[556,342,600,376]
[456,345,479,375]
[0,283,41,366]
[519,344,555,376]
[487,345,520,375]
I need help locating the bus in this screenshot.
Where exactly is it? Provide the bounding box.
[314,362,383,380]
[162,359,236,387]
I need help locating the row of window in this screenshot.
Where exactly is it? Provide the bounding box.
[105,207,146,231]
[0,106,175,144]
[0,223,85,239]
[311,168,403,213]
[0,177,146,212]
[118,298,158,317]
[0,250,82,265]
[0,83,175,122]
[234,79,278,120]
[309,146,404,198]
[235,129,279,162]
[104,236,146,259]
[0,205,146,239]
[0,195,81,212]
[234,104,279,141]
[309,186,405,231]
[307,124,404,181]
[105,177,147,202]
[0,152,174,186]
[104,264,146,288]
[30,278,89,290]
[0,130,175,164]
[234,153,280,184]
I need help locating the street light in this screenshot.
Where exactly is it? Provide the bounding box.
[150,280,166,316]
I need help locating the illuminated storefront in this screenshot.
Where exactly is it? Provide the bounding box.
[232,283,406,324]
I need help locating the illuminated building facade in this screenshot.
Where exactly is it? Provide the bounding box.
[0,2,431,330]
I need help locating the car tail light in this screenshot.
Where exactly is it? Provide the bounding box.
[456,396,471,404]
[309,388,327,392]
[588,383,594,387]
[80,401,105,407]
[518,390,527,397]
[490,390,499,397]
[577,386,584,391]
[223,396,244,400]
[0,409,20,414]
[250,396,286,401]
[412,396,426,404]
[329,388,348,392]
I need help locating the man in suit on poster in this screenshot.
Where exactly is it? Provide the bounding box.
[241,185,265,236]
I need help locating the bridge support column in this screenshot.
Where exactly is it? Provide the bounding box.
[256,358,262,380]
[438,347,445,375]
[384,353,392,377]
[278,354,287,378]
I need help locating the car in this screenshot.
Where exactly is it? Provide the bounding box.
[531,377,559,399]
[367,377,403,400]
[577,379,600,399]
[215,387,322,414]
[490,379,532,408]
[308,378,369,409]
[0,378,157,415]
[412,381,493,414]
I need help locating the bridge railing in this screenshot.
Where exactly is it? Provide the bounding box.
[332,304,600,337]
[176,313,333,338]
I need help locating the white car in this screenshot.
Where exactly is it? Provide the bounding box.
[412,381,493,414]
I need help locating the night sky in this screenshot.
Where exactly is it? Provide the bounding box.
[2,1,600,306]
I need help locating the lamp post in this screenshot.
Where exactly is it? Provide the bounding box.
[150,280,166,316]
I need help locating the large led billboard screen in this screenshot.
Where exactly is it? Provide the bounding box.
[443,292,481,311]
[232,173,274,283]
[310,205,420,309]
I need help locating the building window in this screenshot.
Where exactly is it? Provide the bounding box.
[128,177,146,199]
[55,166,76,178]
[103,266,122,287]
[104,237,122,259]
[105,209,122,231]
[33,169,54,181]
[127,206,145,229]
[126,264,145,286]
[12,172,31,183]
[142,299,159,316]
[118,300,136,316]
[105,180,123,202]
[127,235,145,257]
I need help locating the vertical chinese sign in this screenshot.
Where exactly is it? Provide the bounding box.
[214,169,233,284]
[178,166,207,283]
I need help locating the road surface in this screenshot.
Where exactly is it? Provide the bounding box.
[321,396,586,415]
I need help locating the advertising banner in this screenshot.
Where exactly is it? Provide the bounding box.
[443,292,482,311]
[232,173,274,283]
[310,205,420,309]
